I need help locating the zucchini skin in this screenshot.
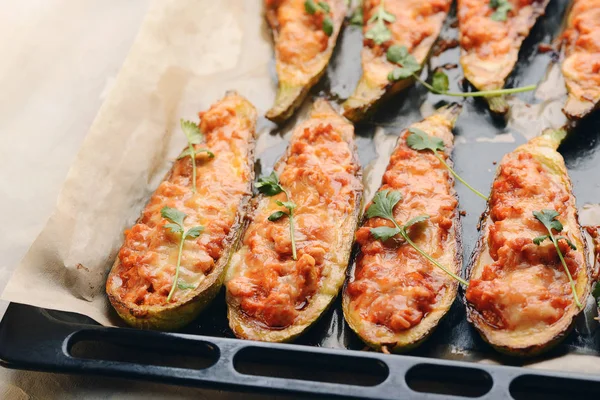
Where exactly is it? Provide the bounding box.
[343,104,463,353]
[464,129,591,357]
[226,99,363,342]
[458,0,550,114]
[106,92,257,331]
[342,0,452,123]
[265,0,347,124]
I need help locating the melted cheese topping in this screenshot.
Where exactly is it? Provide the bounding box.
[562,0,600,106]
[227,101,361,329]
[466,152,583,330]
[347,114,458,333]
[109,94,255,306]
[458,0,546,90]
[361,0,452,87]
[266,0,344,86]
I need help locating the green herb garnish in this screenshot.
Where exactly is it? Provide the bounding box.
[349,0,363,25]
[178,119,214,193]
[256,172,298,260]
[177,280,196,290]
[305,0,334,36]
[489,0,513,22]
[407,128,488,200]
[161,207,204,302]
[367,190,468,286]
[532,209,581,309]
[386,45,536,97]
[592,283,600,310]
[365,0,395,45]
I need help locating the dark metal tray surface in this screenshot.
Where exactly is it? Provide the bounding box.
[2,0,600,398]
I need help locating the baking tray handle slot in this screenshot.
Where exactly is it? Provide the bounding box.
[405,363,493,397]
[510,374,600,399]
[232,345,389,387]
[66,329,219,371]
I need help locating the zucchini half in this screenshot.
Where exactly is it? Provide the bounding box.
[343,104,463,353]
[265,0,347,124]
[342,0,452,123]
[561,0,600,120]
[458,0,549,114]
[106,92,257,330]
[465,129,591,356]
[226,99,363,342]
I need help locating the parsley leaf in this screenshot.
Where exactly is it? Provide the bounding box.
[160,206,204,301]
[179,119,213,193]
[256,172,284,196]
[366,189,468,285]
[489,0,513,22]
[350,1,363,25]
[257,172,298,260]
[533,209,581,308]
[370,226,401,241]
[304,0,334,36]
[406,128,488,200]
[366,190,403,221]
[365,0,395,45]
[432,70,450,93]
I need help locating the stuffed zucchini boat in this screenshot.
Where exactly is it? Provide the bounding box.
[265,0,347,124]
[458,0,549,113]
[465,129,591,356]
[106,92,257,330]
[343,104,463,353]
[561,0,600,120]
[342,0,452,122]
[226,99,363,342]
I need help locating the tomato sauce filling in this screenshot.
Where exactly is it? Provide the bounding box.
[458,0,538,58]
[466,153,580,330]
[266,0,338,85]
[362,0,452,85]
[562,0,600,103]
[347,125,458,333]
[227,105,361,329]
[111,95,254,306]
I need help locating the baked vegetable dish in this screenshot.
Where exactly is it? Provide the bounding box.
[465,129,591,356]
[106,92,257,330]
[265,0,347,124]
[226,99,363,342]
[343,104,464,353]
[458,0,549,113]
[342,0,452,122]
[561,0,600,120]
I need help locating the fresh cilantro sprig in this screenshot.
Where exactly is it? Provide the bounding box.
[592,283,600,310]
[367,190,468,286]
[407,128,489,200]
[349,0,363,25]
[305,0,334,36]
[161,207,204,302]
[386,45,536,96]
[365,0,395,45]
[178,119,214,193]
[489,0,513,22]
[256,172,298,260]
[532,209,582,309]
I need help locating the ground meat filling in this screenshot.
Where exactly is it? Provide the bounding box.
[562,0,600,104]
[347,129,457,333]
[227,114,360,329]
[466,153,579,330]
[266,0,334,85]
[114,95,254,306]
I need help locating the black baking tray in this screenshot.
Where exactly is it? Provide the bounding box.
[2,1,600,398]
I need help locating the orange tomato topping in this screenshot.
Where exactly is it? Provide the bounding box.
[562,0,600,103]
[347,119,458,333]
[110,94,255,306]
[466,153,582,330]
[227,103,361,329]
[266,0,340,85]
